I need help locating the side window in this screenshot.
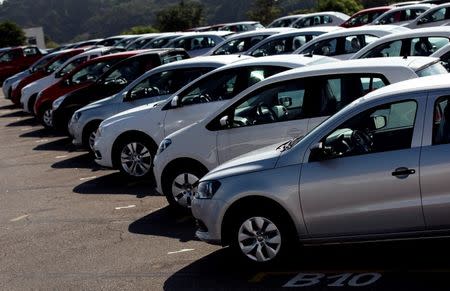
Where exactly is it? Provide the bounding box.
[57,56,88,77]
[312,38,338,56]
[251,36,305,56]
[314,100,418,161]
[103,60,142,84]
[363,40,402,58]
[323,15,333,24]
[433,96,450,145]
[214,39,246,55]
[71,61,115,84]
[23,47,39,56]
[231,80,306,128]
[420,8,446,24]
[344,35,364,54]
[192,37,216,49]
[0,50,21,62]
[411,37,449,56]
[439,51,450,71]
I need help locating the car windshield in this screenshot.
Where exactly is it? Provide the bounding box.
[58,56,88,77]
[416,62,449,76]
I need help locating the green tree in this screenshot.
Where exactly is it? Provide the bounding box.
[247,0,282,25]
[156,0,205,32]
[122,25,159,35]
[317,0,363,15]
[0,21,26,47]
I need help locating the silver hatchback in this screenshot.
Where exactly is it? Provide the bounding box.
[192,74,450,264]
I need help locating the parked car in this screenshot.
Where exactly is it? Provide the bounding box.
[92,55,334,178]
[206,28,292,56]
[245,27,341,57]
[34,51,172,129]
[406,3,450,28]
[125,34,164,50]
[351,27,450,59]
[10,48,88,106]
[96,35,132,47]
[341,7,392,28]
[46,49,189,130]
[267,15,306,28]
[3,52,63,100]
[154,56,446,210]
[219,21,265,32]
[371,4,433,26]
[290,12,350,28]
[67,56,241,150]
[191,73,450,264]
[20,47,116,114]
[114,35,143,49]
[142,33,186,49]
[295,25,409,60]
[0,46,47,83]
[163,32,233,57]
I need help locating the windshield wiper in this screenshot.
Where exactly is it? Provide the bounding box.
[276,135,304,152]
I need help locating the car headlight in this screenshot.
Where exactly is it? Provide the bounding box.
[195,180,221,199]
[52,95,66,110]
[158,138,172,154]
[72,111,82,122]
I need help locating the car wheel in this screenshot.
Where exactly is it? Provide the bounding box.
[82,122,101,152]
[163,166,207,210]
[230,209,294,265]
[40,105,53,128]
[114,137,155,178]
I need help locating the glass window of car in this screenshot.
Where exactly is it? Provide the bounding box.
[214,36,267,55]
[416,62,448,77]
[419,7,448,24]
[128,68,212,100]
[102,59,145,85]
[363,40,402,58]
[307,38,338,56]
[433,96,450,145]
[344,35,379,54]
[57,56,88,77]
[45,55,74,73]
[252,35,315,57]
[315,100,418,160]
[347,13,370,26]
[23,47,39,56]
[71,60,116,84]
[161,53,187,64]
[179,66,287,106]
[410,37,449,56]
[0,50,21,62]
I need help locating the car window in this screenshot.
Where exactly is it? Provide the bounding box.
[293,15,330,28]
[343,35,378,54]
[315,100,418,161]
[128,68,212,100]
[45,55,74,73]
[410,37,450,56]
[23,47,39,56]
[161,53,187,64]
[251,35,315,57]
[71,60,117,84]
[416,62,448,77]
[363,40,402,58]
[347,13,370,26]
[307,38,338,56]
[420,7,447,24]
[103,59,150,85]
[214,36,267,55]
[179,66,287,106]
[0,50,21,62]
[57,56,88,77]
[433,96,450,145]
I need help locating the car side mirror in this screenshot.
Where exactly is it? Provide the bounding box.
[219,115,229,127]
[372,115,387,129]
[309,142,333,162]
[123,91,132,102]
[171,95,180,107]
[418,18,427,24]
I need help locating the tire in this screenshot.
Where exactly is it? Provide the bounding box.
[113,136,156,179]
[229,208,295,266]
[82,122,101,152]
[162,165,207,211]
[39,104,53,128]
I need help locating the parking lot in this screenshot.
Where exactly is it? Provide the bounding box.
[2,90,450,291]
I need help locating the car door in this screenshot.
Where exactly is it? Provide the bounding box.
[420,93,450,229]
[299,95,426,237]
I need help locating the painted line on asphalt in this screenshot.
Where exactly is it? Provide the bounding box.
[55,155,68,159]
[10,214,29,222]
[35,139,49,143]
[79,176,97,181]
[167,249,195,255]
[115,205,136,210]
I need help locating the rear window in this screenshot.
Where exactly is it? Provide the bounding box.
[416,62,448,77]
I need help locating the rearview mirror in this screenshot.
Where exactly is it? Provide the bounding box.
[219,115,229,127]
[171,95,180,107]
[372,115,387,129]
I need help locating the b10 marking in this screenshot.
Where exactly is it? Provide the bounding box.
[284,272,382,288]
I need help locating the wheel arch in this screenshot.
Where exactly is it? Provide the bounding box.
[161,157,208,188]
[111,130,158,169]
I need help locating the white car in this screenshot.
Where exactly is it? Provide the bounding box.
[371,4,433,26]
[205,28,293,56]
[163,32,233,57]
[406,3,450,29]
[351,26,450,59]
[267,14,306,28]
[218,21,265,32]
[430,42,450,70]
[153,57,447,210]
[294,25,409,60]
[68,56,242,150]
[290,11,350,28]
[93,55,337,178]
[245,27,342,57]
[20,47,112,113]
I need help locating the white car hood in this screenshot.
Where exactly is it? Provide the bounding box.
[101,100,163,126]
[82,95,117,111]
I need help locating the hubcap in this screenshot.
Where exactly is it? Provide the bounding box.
[238,216,281,262]
[43,109,53,127]
[171,173,200,208]
[88,130,97,151]
[120,142,152,177]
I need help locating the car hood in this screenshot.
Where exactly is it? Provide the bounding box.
[81,95,117,111]
[201,144,282,181]
[101,100,163,126]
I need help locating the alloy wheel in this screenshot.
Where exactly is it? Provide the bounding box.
[43,109,53,127]
[88,130,97,152]
[120,142,152,177]
[171,173,200,208]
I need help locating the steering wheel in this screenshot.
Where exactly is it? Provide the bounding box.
[198,93,211,103]
[351,130,373,154]
[256,103,277,122]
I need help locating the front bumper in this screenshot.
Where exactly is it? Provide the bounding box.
[93,135,114,168]
[191,198,226,245]
[153,154,167,195]
[68,118,83,146]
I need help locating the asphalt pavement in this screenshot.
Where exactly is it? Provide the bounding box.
[1,91,450,290]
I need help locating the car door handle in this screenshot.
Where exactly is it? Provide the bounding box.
[392,167,416,178]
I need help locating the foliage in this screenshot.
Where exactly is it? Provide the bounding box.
[247,0,282,25]
[317,0,363,15]
[0,21,26,47]
[122,25,159,35]
[156,0,205,32]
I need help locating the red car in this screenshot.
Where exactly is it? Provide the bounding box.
[10,48,87,105]
[340,7,392,28]
[34,51,140,126]
[0,46,47,83]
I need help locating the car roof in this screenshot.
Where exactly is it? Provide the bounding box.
[221,21,261,26]
[269,26,343,37]
[382,3,434,12]
[272,14,305,21]
[222,28,294,40]
[351,6,393,15]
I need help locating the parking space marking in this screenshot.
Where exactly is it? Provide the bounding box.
[55,155,68,159]
[20,127,33,131]
[115,205,136,210]
[10,214,29,222]
[167,249,195,255]
[79,176,97,181]
[35,139,49,143]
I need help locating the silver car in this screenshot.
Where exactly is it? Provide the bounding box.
[192,73,450,264]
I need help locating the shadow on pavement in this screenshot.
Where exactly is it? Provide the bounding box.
[6,117,38,127]
[73,171,157,197]
[33,137,75,151]
[129,206,197,242]
[20,128,65,138]
[0,104,20,111]
[52,152,96,169]
[163,239,450,290]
